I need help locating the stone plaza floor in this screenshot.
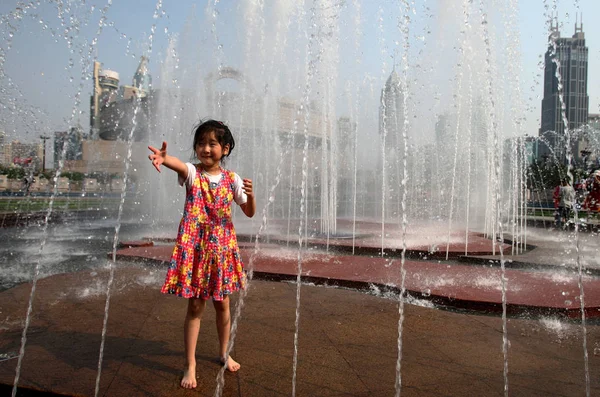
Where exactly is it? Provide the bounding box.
[1,228,599,396]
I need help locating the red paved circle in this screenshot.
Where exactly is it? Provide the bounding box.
[114,230,600,319]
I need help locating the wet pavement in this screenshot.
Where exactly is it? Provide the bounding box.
[1,228,599,396]
[1,268,599,396]
[115,235,600,319]
[461,228,600,274]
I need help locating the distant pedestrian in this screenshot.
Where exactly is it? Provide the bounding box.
[148,119,256,390]
[22,174,34,196]
[552,182,560,227]
[555,179,575,230]
[584,170,600,213]
[552,183,560,210]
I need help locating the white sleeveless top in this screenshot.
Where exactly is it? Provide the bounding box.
[178,162,247,205]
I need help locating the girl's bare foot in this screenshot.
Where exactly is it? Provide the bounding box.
[181,364,197,389]
[221,356,241,372]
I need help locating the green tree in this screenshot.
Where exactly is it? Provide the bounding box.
[41,170,54,180]
[6,167,25,180]
[528,160,587,190]
[69,172,85,181]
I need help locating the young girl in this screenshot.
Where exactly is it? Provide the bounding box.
[148,120,256,389]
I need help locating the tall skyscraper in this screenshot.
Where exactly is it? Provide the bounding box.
[379,68,404,150]
[378,67,405,219]
[0,131,7,165]
[54,127,83,169]
[539,21,589,163]
[336,117,357,216]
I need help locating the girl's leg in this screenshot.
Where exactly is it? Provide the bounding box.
[213,296,241,372]
[182,297,206,389]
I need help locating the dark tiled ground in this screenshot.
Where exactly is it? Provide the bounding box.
[0,267,599,396]
[2,228,600,396]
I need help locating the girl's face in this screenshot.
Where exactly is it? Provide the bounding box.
[195,131,229,169]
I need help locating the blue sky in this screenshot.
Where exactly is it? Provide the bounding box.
[0,0,598,145]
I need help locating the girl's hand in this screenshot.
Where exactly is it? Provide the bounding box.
[240,178,256,218]
[148,141,168,173]
[243,178,254,198]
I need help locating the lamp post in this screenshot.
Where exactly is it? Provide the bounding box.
[40,135,50,173]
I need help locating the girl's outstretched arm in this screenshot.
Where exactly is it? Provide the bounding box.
[148,141,188,179]
[240,178,256,218]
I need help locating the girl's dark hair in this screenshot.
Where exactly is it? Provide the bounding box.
[192,119,235,159]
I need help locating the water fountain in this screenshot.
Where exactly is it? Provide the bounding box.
[0,1,599,396]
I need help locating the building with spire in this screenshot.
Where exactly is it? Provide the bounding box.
[378,67,405,219]
[94,56,153,142]
[132,56,152,96]
[62,56,155,174]
[379,68,404,150]
[539,20,589,163]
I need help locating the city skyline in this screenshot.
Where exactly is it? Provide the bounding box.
[0,1,598,151]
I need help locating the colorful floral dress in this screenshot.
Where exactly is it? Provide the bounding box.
[161,165,246,300]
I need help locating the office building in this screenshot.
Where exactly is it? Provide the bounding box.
[539,22,589,162]
[0,131,8,165]
[54,127,83,169]
[378,67,406,219]
[379,68,404,150]
[3,140,43,170]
